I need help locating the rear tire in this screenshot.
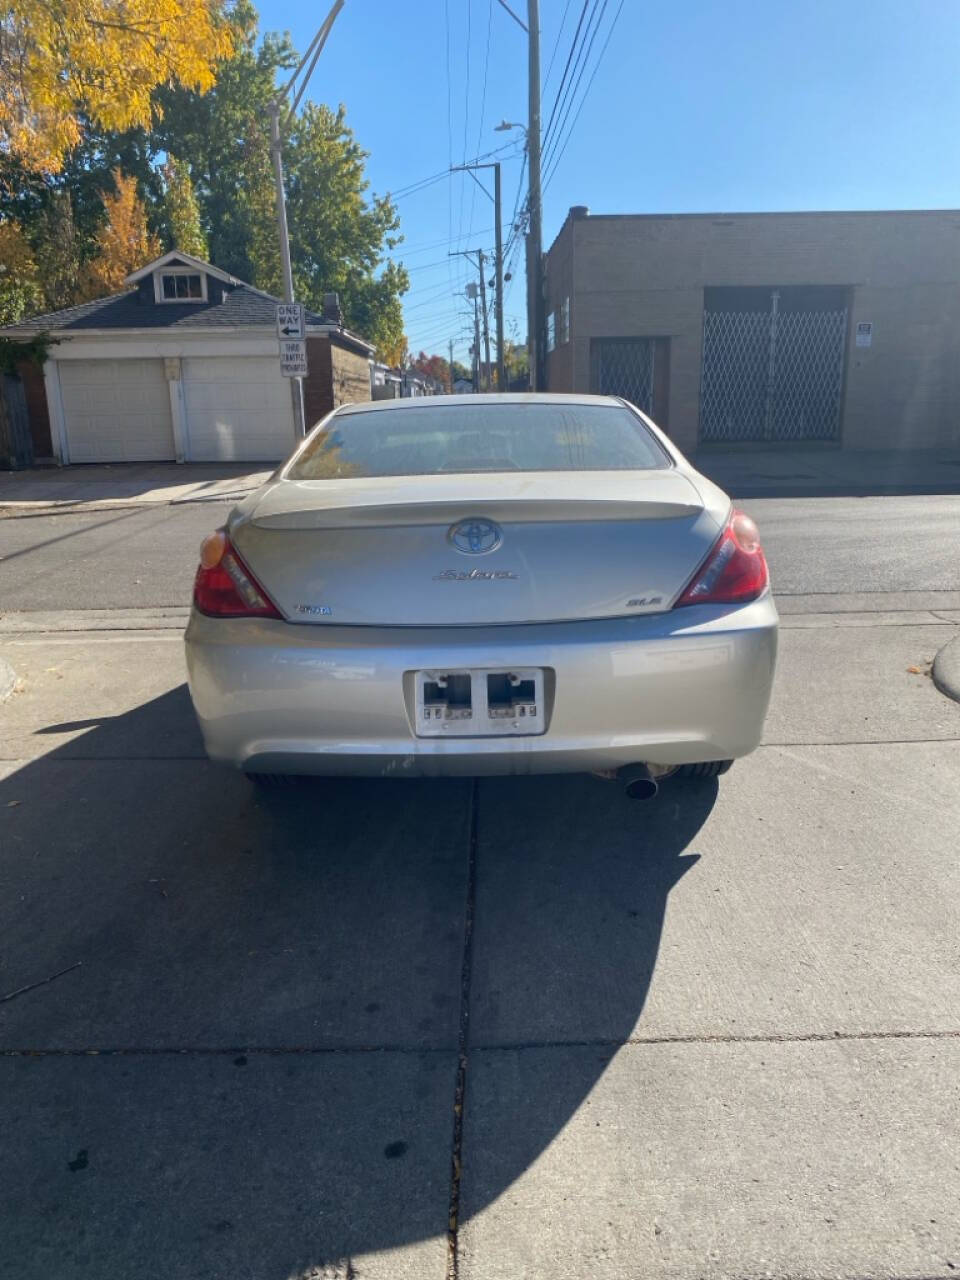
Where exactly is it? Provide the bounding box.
[675,760,733,778]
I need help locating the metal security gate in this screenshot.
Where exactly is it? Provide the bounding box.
[591,338,655,412]
[699,288,848,442]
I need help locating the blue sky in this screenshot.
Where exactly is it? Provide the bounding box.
[254,0,960,364]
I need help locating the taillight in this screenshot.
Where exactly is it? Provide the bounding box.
[675,509,769,607]
[193,531,282,619]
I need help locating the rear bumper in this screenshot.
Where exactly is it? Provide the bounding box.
[184,597,778,777]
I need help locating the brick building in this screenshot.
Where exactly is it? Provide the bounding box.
[543,207,960,454]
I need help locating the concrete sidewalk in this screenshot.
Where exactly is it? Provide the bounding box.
[2,598,960,1278]
[694,445,960,497]
[0,462,274,513]
[5,446,960,513]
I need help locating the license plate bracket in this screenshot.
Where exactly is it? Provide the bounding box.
[414,667,545,737]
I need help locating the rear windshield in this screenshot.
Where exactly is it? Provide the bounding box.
[286,402,669,479]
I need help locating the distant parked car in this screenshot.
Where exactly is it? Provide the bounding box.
[185,394,777,799]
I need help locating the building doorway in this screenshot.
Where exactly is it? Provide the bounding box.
[699,286,848,443]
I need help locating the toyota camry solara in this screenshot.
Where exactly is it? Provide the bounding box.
[184,394,777,797]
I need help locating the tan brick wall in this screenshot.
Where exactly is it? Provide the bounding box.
[544,218,575,391]
[303,337,372,428]
[545,210,960,452]
[331,345,372,409]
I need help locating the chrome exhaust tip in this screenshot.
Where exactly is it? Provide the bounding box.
[618,763,659,802]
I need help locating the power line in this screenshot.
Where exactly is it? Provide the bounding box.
[398,255,471,275]
[389,140,521,204]
[395,226,496,260]
[404,290,473,315]
[542,0,605,168]
[542,0,607,173]
[455,0,474,265]
[410,313,473,337]
[445,0,455,327]
[541,0,590,153]
[543,0,625,191]
[403,279,465,306]
[391,169,451,201]
[497,137,528,273]
[466,0,494,255]
[408,323,474,350]
[542,0,575,95]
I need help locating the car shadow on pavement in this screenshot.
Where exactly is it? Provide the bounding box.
[0,687,716,1279]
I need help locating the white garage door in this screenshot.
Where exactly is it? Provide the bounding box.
[183,357,295,461]
[59,359,175,462]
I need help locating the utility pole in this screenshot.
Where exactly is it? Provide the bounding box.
[267,101,304,436]
[450,161,505,390]
[448,338,455,394]
[267,0,345,437]
[466,282,481,392]
[527,0,543,392]
[493,162,504,390]
[477,249,492,391]
[492,3,542,389]
[450,247,492,390]
[268,107,296,306]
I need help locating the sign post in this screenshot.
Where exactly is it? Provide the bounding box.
[277,303,308,390]
[279,339,308,378]
[276,302,305,340]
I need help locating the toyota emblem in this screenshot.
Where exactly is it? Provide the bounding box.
[448,518,503,555]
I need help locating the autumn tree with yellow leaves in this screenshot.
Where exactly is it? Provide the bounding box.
[80,171,161,298]
[0,0,233,172]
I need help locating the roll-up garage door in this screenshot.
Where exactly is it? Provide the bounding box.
[59,359,175,462]
[182,357,295,461]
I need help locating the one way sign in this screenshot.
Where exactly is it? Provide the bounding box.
[276,302,305,339]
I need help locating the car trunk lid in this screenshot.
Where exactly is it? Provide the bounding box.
[231,471,724,626]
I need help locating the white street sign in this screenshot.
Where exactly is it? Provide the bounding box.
[276,302,305,339]
[855,321,873,348]
[280,339,308,378]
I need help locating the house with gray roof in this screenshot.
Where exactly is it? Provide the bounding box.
[1,251,374,464]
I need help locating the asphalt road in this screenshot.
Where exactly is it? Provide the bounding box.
[2,491,960,1279]
[2,493,960,611]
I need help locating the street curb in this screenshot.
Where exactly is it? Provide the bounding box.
[932,634,960,705]
[0,657,16,703]
[0,491,259,519]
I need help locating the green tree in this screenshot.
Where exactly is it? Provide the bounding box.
[501,338,529,389]
[32,192,83,312]
[241,121,283,295]
[285,102,408,357]
[152,0,294,282]
[161,157,208,258]
[1,3,409,352]
[0,121,160,286]
[0,220,43,323]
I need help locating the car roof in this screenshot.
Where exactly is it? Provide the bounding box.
[336,393,626,415]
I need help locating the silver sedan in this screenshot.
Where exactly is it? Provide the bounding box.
[185,394,777,798]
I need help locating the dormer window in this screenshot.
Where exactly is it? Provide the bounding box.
[154,269,207,303]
